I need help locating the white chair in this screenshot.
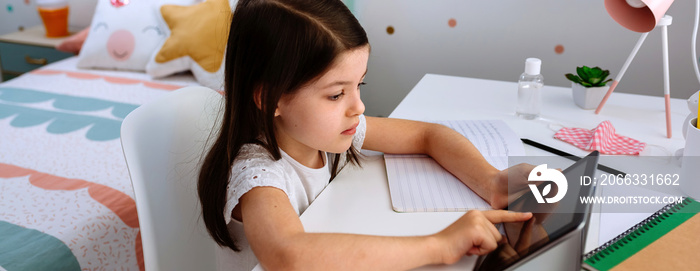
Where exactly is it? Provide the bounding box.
[121,86,223,271]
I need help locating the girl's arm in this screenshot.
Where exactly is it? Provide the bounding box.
[240,186,531,271]
[363,116,514,208]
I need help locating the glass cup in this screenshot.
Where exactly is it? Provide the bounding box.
[36,0,69,38]
[681,118,700,199]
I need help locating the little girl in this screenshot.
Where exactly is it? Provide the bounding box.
[198,0,533,270]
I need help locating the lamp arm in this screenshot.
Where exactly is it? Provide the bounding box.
[595,32,649,114]
[613,32,649,83]
[663,21,672,138]
[693,0,700,86]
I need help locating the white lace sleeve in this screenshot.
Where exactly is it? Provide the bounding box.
[223,144,289,224]
[353,114,366,150]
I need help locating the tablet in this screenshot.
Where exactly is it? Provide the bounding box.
[474,151,600,271]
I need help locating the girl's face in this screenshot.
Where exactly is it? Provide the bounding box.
[274,46,368,166]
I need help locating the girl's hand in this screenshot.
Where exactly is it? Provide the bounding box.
[433,210,532,265]
[489,163,536,209]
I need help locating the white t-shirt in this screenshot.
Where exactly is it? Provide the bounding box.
[216,115,367,271]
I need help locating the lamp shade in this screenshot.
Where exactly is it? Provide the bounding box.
[605,0,674,32]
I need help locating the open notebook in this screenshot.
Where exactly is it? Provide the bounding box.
[384,120,524,212]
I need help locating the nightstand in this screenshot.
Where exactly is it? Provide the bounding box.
[0,26,75,82]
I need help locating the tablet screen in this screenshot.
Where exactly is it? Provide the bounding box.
[474,151,599,271]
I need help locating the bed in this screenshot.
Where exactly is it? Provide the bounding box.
[0,56,201,270]
[0,0,235,268]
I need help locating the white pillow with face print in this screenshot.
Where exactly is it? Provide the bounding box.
[77,0,199,71]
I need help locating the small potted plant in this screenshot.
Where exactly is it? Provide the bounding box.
[565,66,613,109]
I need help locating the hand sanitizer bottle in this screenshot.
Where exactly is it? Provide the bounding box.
[516,58,544,119]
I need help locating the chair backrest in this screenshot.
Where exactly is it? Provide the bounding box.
[121,86,224,271]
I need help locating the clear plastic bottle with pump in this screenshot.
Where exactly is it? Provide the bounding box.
[516,58,544,119]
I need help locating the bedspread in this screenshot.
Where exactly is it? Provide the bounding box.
[0,57,200,271]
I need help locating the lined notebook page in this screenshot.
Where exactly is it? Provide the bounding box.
[385,120,525,212]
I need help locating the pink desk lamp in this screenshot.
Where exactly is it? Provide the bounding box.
[595,0,674,138]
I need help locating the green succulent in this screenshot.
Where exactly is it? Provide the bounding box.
[565,66,613,87]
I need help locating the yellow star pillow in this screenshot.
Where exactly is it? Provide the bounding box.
[146,0,234,90]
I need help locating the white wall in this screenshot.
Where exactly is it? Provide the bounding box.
[355,0,700,117]
[2,0,699,118]
[0,0,96,35]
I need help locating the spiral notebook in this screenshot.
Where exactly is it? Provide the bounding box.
[582,197,700,271]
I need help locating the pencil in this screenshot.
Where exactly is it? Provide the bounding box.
[520,138,625,176]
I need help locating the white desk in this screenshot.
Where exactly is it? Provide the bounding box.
[299,74,689,270]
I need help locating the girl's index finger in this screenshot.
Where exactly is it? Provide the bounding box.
[482,210,533,223]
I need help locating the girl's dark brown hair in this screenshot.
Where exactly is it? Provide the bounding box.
[197,0,368,251]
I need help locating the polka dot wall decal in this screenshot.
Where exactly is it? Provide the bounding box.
[7,4,13,12]
[386,26,395,35]
[24,0,30,4]
[448,18,457,28]
[555,44,565,54]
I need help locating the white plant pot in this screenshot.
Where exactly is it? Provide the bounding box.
[572,83,610,110]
